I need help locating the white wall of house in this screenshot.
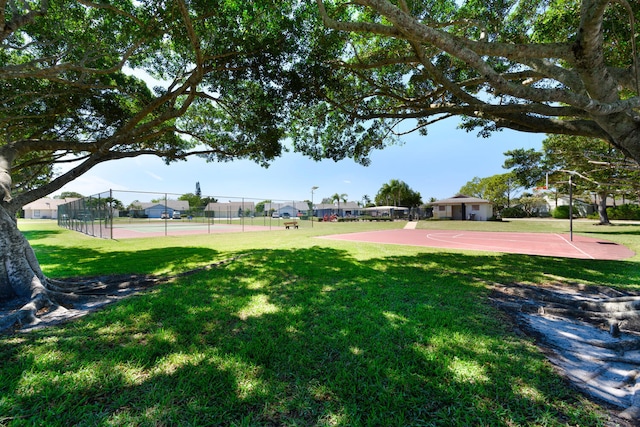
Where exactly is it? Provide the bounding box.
[432,202,492,220]
[469,204,493,221]
[23,198,79,219]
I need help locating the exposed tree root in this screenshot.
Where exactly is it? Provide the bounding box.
[490,280,640,424]
[0,255,244,334]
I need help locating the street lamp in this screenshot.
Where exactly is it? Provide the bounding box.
[311,186,318,227]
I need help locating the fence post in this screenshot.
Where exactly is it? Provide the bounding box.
[110,189,113,240]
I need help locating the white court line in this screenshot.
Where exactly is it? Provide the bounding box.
[425,233,520,250]
[555,234,595,260]
[426,232,595,258]
[427,232,541,245]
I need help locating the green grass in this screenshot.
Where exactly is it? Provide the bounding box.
[2,219,639,426]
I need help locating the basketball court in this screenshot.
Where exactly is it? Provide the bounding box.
[319,229,635,260]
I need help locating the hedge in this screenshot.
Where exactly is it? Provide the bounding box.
[607,204,640,220]
[552,205,571,219]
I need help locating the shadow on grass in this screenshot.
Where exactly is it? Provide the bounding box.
[581,225,640,236]
[0,246,624,425]
[20,229,64,240]
[30,243,223,278]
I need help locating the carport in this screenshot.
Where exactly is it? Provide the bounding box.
[360,205,409,219]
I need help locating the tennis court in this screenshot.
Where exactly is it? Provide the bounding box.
[110,219,276,239]
[319,229,635,260]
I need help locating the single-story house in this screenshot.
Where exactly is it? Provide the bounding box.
[430,195,493,221]
[22,197,80,219]
[134,200,190,218]
[263,202,309,218]
[204,201,256,218]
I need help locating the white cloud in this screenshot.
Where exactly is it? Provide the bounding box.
[145,170,164,181]
[54,175,128,197]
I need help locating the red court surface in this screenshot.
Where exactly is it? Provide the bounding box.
[319,229,635,260]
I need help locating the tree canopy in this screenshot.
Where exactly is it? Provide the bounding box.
[5,0,640,214]
[459,173,519,213]
[375,179,422,207]
[1,0,335,213]
[303,0,640,164]
[504,135,640,223]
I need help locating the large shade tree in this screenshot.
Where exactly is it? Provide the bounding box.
[296,0,640,165]
[0,0,338,328]
[458,173,520,213]
[374,179,421,208]
[504,137,640,224]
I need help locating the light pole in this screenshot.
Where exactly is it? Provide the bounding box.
[311,186,318,227]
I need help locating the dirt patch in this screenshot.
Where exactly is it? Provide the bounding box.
[491,280,640,425]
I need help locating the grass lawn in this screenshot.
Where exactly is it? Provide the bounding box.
[1,218,639,426]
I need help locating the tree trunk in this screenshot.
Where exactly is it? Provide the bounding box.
[0,204,49,300]
[0,208,242,332]
[0,204,58,329]
[597,191,611,225]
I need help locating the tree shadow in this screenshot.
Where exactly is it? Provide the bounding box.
[30,244,223,278]
[0,246,628,425]
[20,229,64,240]
[581,226,640,236]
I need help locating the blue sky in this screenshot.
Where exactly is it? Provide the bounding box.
[53,119,543,206]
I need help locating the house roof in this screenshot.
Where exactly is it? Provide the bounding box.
[361,205,409,211]
[204,201,256,210]
[23,197,80,210]
[315,202,361,209]
[264,202,309,211]
[138,200,190,210]
[430,194,492,205]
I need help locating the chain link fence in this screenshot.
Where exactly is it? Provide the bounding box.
[58,190,314,239]
[57,191,114,239]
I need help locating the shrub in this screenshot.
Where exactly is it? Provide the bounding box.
[501,206,527,218]
[552,205,570,219]
[360,215,393,221]
[337,217,359,222]
[607,204,640,220]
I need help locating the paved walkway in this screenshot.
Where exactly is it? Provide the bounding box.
[403,221,418,230]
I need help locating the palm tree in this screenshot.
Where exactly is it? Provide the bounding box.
[331,193,348,217]
[376,179,411,206]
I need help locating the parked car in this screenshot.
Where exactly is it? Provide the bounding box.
[271,212,280,218]
[161,212,169,219]
[281,212,291,219]
[172,211,181,219]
